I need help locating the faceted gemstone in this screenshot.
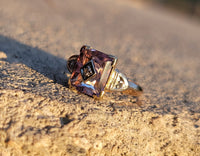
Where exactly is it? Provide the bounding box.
[69,45,114,97]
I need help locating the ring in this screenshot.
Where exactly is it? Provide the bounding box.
[67,45,143,98]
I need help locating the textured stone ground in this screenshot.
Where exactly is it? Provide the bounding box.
[0,0,200,155]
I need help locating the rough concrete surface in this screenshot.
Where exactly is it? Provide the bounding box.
[0,0,200,155]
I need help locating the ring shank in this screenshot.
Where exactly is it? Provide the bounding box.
[121,81,143,96]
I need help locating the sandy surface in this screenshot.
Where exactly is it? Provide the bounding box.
[0,0,200,155]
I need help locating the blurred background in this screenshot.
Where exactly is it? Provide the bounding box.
[133,0,200,18]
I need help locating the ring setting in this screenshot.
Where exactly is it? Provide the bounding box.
[67,45,143,99]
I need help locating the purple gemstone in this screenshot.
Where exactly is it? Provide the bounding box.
[70,45,114,97]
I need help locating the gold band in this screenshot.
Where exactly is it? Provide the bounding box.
[121,81,143,96]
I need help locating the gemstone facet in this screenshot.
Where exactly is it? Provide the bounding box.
[80,60,96,81]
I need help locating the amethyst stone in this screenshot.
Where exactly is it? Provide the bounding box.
[69,45,114,97]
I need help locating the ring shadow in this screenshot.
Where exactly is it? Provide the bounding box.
[0,35,69,87]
